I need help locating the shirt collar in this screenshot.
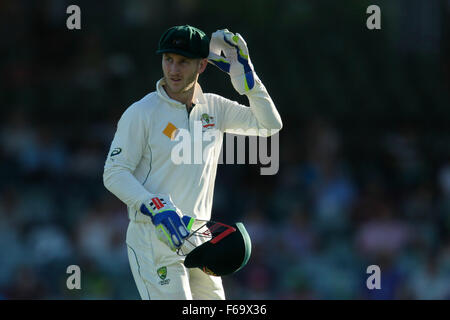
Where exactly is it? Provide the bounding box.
[156,78,206,108]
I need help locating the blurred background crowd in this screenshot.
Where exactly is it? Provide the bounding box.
[1,0,450,299]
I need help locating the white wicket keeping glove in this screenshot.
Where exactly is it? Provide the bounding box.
[208,29,256,95]
[140,195,194,251]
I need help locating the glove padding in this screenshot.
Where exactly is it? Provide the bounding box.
[208,29,256,95]
[140,195,194,251]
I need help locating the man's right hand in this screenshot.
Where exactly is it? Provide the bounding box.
[140,195,194,251]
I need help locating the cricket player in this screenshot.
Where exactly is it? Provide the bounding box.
[103,25,282,300]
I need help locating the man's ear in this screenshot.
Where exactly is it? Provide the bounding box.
[198,58,208,74]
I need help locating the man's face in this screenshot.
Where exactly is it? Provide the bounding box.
[162,53,206,95]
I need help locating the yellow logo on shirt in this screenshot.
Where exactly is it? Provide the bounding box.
[163,122,179,140]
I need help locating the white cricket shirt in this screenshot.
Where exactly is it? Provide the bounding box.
[103,76,282,222]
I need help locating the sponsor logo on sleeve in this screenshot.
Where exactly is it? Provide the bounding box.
[110,147,122,157]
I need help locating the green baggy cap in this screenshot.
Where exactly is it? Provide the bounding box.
[156,25,210,59]
[184,222,252,276]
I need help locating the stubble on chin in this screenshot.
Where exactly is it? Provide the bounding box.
[166,78,196,95]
